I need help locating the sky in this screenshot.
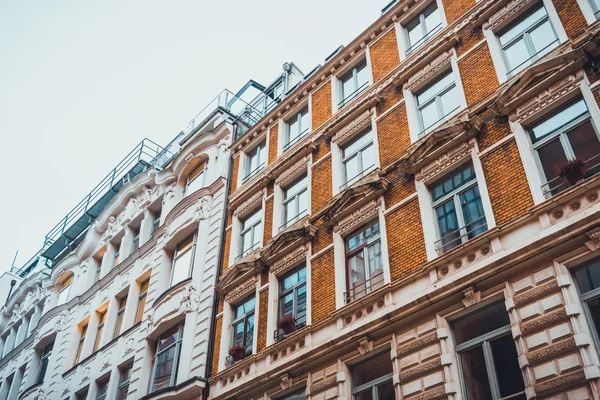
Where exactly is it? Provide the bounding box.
[0,0,389,273]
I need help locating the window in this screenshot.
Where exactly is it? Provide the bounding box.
[22,315,31,341]
[230,296,255,361]
[282,175,308,229]
[405,2,443,54]
[498,4,559,77]
[431,163,487,255]
[135,279,149,324]
[150,323,184,392]
[152,209,161,233]
[239,209,262,259]
[345,221,384,303]
[415,70,461,137]
[131,228,140,253]
[284,106,310,151]
[590,0,600,18]
[114,296,127,338]
[527,98,600,197]
[572,258,600,349]
[75,324,87,365]
[94,310,107,352]
[186,162,206,195]
[341,129,376,189]
[243,141,267,183]
[95,264,101,283]
[96,377,109,400]
[171,233,196,285]
[117,363,132,400]
[36,342,53,384]
[114,243,121,267]
[1,331,10,358]
[76,389,89,400]
[279,389,306,400]
[453,302,525,400]
[57,275,73,305]
[339,60,370,107]
[276,266,307,341]
[350,352,394,400]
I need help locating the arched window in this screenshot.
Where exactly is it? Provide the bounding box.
[57,275,73,305]
[185,162,206,195]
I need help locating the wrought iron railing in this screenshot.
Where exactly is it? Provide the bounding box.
[338,81,370,108]
[418,106,461,139]
[236,242,261,261]
[406,24,443,56]
[241,163,266,184]
[344,271,385,304]
[283,128,310,152]
[434,216,488,256]
[341,164,376,191]
[279,210,308,232]
[273,314,307,342]
[541,154,600,198]
[506,39,559,77]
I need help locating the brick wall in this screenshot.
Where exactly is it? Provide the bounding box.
[456,26,484,57]
[376,84,404,115]
[458,42,498,107]
[477,112,513,151]
[222,228,232,272]
[313,223,333,253]
[257,288,269,352]
[385,198,427,280]
[480,139,534,226]
[264,196,273,243]
[231,157,240,192]
[370,28,400,83]
[212,316,222,374]
[552,0,588,39]
[311,248,336,323]
[312,82,332,130]
[440,0,476,24]
[312,156,333,213]
[384,170,416,208]
[376,103,410,169]
[269,126,278,165]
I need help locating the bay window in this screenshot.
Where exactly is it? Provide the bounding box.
[405,2,443,55]
[350,352,394,400]
[276,266,307,341]
[345,221,383,303]
[339,60,370,108]
[243,141,267,183]
[284,106,310,151]
[171,233,197,286]
[282,175,308,230]
[527,98,600,197]
[341,129,376,189]
[431,163,487,255]
[498,4,559,77]
[239,209,262,259]
[151,323,184,392]
[230,296,255,363]
[453,302,525,400]
[416,70,460,137]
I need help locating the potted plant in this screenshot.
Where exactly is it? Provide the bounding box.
[277,316,297,335]
[228,344,246,362]
[558,158,587,185]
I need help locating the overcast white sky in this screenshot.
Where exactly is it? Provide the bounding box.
[0,0,388,273]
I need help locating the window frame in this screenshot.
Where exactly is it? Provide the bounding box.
[344,220,383,303]
[114,296,128,338]
[238,209,263,259]
[349,352,394,400]
[243,140,267,183]
[571,257,600,352]
[284,106,310,152]
[96,377,110,400]
[276,265,307,340]
[338,59,370,108]
[404,2,443,55]
[230,296,256,357]
[150,322,184,392]
[74,324,88,365]
[131,228,140,254]
[170,232,197,286]
[341,129,376,190]
[135,279,149,324]
[185,162,207,195]
[57,275,73,306]
[36,342,53,385]
[415,70,460,137]
[94,310,107,352]
[113,242,121,267]
[117,363,133,400]
[152,209,161,233]
[282,175,309,230]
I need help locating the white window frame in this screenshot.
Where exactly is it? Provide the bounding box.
[404,53,467,143]
[170,232,197,286]
[415,70,462,138]
[117,363,132,400]
[228,296,256,365]
[150,322,184,392]
[577,0,600,24]
[483,0,568,84]
[96,377,109,400]
[511,78,600,204]
[185,162,207,196]
[242,140,268,184]
[113,295,128,338]
[237,208,263,260]
[283,106,311,152]
[57,275,73,306]
[416,142,496,261]
[395,0,448,60]
[275,265,308,341]
[331,53,374,114]
[281,175,309,231]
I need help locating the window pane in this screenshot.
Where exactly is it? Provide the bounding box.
[460,345,493,400]
[568,121,600,170]
[172,249,193,284]
[439,85,460,118]
[530,99,588,142]
[460,185,487,239]
[117,385,129,400]
[153,346,176,391]
[431,163,475,202]
[490,334,525,397]
[499,6,547,45]
[341,73,355,100]
[186,171,204,194]
[361,143,376,172]
[435,201,459,249]
[348,252,366,289]
[407,21,423,48]
[282,293,294,316]
[424,4,441,34]
[297,284,307,317]
[157,326,179,352]
[343,131,373,157]
[351,352,393,387]
[417,72,454,105]
[245,314,254,350]
[419,100,439,131]
[376,380,395,400]
[453,302,510,345]
[176,235,193,255]
[367,242,383,276]
[235,297,256,318]
[243,210,262,229]
[503,38,530,73]
[585,297,600,342]
[298,191,308,216]
[285,176,307,199]
[135,294,147,324]
[347,229,365,252]
[574,258,600,294]
[356,62,370,88]
[529,19,557,56]
[537,138,569,182]
[344,155,360,182]
[354,388,373,400]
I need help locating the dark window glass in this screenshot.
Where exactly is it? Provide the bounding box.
[454,302,510,345]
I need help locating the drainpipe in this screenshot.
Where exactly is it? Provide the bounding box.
[5,280,17,305]
[204,130,234,400]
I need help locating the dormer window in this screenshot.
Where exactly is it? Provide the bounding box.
[284,106,310,151]
[243,141,267,183]
[405,2,443,55]
[186,162,206,195]
[339,60,370,108]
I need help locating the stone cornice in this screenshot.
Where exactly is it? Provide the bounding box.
[163,178,224,227]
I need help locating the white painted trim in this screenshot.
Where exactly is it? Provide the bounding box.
[578,0,598,24]
[396,0,448,61]
[312,152,331,167]
[378,205,392,285]
[472,140,497,229]
[376,98,406,121]
[311,243,334,260]
[416,179,438,261]
[510,120,546,205]
[333,231,346,309]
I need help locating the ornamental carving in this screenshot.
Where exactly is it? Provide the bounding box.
[225,277,257,304]
[234,190,263,218]
[124,337,135,356]
[280,374,292,390]
[332,109,373,147]
[81,366,90,383]
[357,337,372,355]
[335,203,380,234]
[310,376,337,394]
[101,351,112,370]
[587,228,600,249]
[484,0,537,31]
[403,51,453,92]
[416,141,471,182]
[180,285,200,313]
[462,287,481,307]
[271,246,307,276]
[138,185,158,209]
[275,157,308,188]
[102,216,118,241]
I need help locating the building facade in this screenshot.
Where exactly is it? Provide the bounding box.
[209,0,600,400]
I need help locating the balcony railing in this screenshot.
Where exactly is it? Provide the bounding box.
[338,81,370,108]
[273,314,307,342]
[242,163,266,184]
[434,216,488,256]
[418,106,461,139]
[541,154,600,199]
[344,271,385,304]
[340,164,376,191]
[405,24,443,56]
[283,128,310,152]
[506,39,559,77]
[225,347,253,367]
[235,242,261,261]
[279,210,308,232]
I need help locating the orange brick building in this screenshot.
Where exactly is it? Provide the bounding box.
[209,0,600,398]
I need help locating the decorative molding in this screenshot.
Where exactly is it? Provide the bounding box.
[334,202,380,235]
[331,109,373,147]
[415,141,471,182]
[101,351,112,370]
[357,337,373,355]
[462,287,481,307]
[271,246,307,277]
[225,277,258,304]
[233,190,263,218]
[587,227,600,249]
[310,376,337,394]
[180,285,200,313]
[280,374,292,390]
[275,157,309,188]
[403,51,453,92]
[484,0,536,31]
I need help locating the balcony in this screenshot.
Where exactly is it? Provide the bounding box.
[542,154,600,199]
[273,314,307,342]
